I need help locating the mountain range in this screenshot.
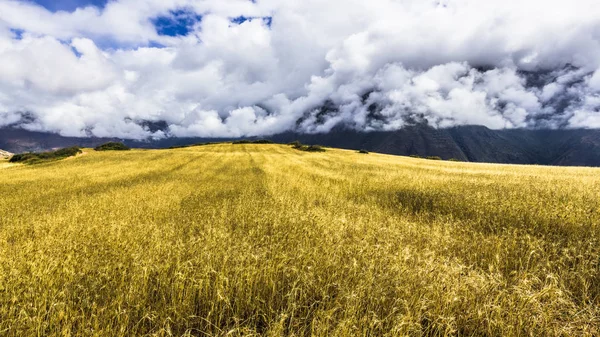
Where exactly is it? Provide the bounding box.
[2,125,600,167]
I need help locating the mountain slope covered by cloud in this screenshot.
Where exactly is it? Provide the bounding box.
[1,0,600,139]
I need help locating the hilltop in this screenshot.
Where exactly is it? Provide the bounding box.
[0,144,599,336]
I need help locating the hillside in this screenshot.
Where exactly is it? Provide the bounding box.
[0,149,12,158]
[0,128,118,154]
[0,144,598,336]
[270,126,600,166]
[3,126,600,166]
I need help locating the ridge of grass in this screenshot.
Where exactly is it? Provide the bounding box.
[232,139,275,144]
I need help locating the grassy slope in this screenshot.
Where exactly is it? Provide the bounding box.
[0,145,599,336]
[0,158,14,169]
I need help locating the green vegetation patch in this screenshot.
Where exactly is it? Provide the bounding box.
[9,146,82,164]
[290,141,326,152]
[94,142,131,151]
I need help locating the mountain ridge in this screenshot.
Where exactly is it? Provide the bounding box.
[2,126,600,167]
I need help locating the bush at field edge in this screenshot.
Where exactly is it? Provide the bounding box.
[9,146,82,164]
[94,142,131,151]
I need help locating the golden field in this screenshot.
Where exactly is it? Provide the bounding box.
[0,144,599,336]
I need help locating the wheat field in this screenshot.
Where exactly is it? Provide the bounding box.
[0,144,599,336]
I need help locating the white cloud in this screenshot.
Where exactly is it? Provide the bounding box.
[0,0,600,138]
[590,70,600,92]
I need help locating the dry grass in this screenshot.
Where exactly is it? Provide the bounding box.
[0,160,15,169]
[0,144,599,336]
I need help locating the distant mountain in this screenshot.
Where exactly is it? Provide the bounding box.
[269,126,600,166]
[2,126,600,166]
[0,127,234,154]
[0,128,119,154]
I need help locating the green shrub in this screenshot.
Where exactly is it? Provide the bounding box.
[53,147,83,158]
[306,145,325,152]
[9,146,82,164]
[358,149,369,154]
[232,140,252,144]
[289,141,324,152]
[9,153,36,163]
[448,158,463,162]
[410,155,422,159]
[94,142,130,151]
[293,145,326,152]
[426,156,442,160]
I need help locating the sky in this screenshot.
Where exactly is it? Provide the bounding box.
[27,0,108,12]
[0,0,600,139]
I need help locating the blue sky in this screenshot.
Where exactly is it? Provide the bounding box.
[152,10,203,37]
[29,0,108,12]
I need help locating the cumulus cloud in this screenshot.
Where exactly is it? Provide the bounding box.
[0,0,599,139]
